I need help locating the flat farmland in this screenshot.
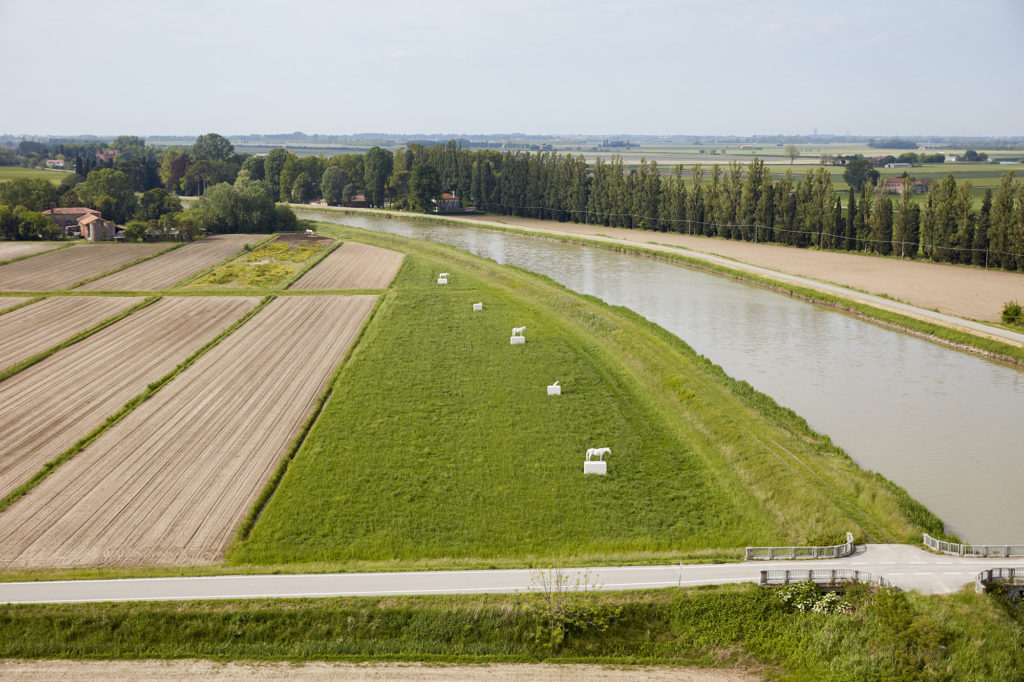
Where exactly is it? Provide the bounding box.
[0,297,32,314]
[0,243,168,291]
[290,241,404,290]
[0,296,258,502]
[0,295,377,569]
[77,234,257,291]
[0,296,138,371]
[0,242,63,263]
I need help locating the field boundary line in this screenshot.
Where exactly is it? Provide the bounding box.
[0,295,275,514]
[66,243,184,291]
[229,291,389,548]
[171,234,279,289]
[282,238,343,289]
[0,242,74,268]
[0,296,160,384]
[0,296,45,319]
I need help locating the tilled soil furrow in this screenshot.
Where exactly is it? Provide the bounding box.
[290,241,404,290]
[0,242,62,262]
[0,244,167,291]
[0,296,138,370]
[77,235,258,291]
[0,296,259,503]
[0,297,32,313]
[0,295,376,569]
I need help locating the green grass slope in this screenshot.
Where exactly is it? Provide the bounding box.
[230,223,940,570]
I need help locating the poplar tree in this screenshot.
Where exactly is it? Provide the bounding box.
[845,187,856,250]
[989,172,1015,269]
[972,189,992,266]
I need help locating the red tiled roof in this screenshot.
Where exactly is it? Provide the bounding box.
[42,207,100,216]
[440,193,458,199]
[78,214,102,225]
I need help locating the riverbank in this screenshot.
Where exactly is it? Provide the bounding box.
[294,205,1024,365]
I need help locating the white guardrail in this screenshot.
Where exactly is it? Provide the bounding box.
[760,568,893,588]
[975,568,1024,594]
[746,532,855,561]
[923,533,1024,558]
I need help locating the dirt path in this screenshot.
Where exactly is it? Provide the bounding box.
[0,660,759,681]
[0,296,377,569]
[473,216,1024,323]
[290,241,405,290]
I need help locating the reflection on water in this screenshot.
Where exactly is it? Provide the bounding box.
[306,211,1024,542]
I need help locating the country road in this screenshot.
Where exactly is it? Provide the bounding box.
[3,545,1023,604]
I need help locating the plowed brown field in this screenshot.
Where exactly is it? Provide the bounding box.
[0,244,167,292]
[0,296,138,371]
[0,296,258,501]
[290,241,404,290]
[0,295,376,569]
[0,297,31,314]
[0,242,62,262]
[78,235,258,291]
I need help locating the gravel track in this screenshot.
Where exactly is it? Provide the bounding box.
[290,241,404,290]
[0,295,376,569]
[77,235,259,291]
[0,296,258,502]
[0,296,138,371]
[0,297,32,314]
[0,244,167,291]
[0,243,62,262]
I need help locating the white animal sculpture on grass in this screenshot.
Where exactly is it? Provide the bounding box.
[439,272,450,278]
[585,447,611,460]
[512,326,526,337]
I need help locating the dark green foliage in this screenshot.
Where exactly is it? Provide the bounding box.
[1003,301,1023,326]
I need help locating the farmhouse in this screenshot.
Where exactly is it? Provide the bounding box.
[342,193,369,208]
[436,192,462,213]
[884,162,913,168]
[881,178,932,195]
[45,159,65,168]
[42,207,100,230]
[95,150,119,163]
[77,214,120,241]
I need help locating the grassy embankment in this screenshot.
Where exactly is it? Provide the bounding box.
[1,584,1021,680]
[229,221,941,572]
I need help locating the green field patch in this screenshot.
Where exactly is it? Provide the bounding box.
[189,237,327,289]
[0,166,69,185]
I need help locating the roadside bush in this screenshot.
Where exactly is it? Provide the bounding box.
[1003,300,1023,327]
[774,581,852,615]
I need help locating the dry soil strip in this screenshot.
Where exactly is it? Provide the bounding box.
[0,242,64,263]
[0,296,138,371]
[0,660,757,681]
[0,297,32,314]
[0,295,377,569]
[290,241,404,290]
[0,244,168,292]
[77,235,259,291]
[0,296,258,502]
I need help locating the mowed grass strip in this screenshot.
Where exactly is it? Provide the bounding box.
[0,243,168,292]
[0,296,138,371]
[76,234,259,291]
[234,256,772,567]
[289,241,405,290]
[0,296,376,570]
[0,296,258,504]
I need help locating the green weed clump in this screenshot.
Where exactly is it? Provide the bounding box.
[190,239,324,288]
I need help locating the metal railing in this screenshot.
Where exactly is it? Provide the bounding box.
[746,532,855,561]
[760,568,892,588]
[975,567,1024,594]
[923,534,1024,558]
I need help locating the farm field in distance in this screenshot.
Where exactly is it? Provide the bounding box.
[0,242,169,291]
[189,233,333,289]
[0,296,258,503]
[77,233,258,291]
[0,166,69,184]
[0,295,138,371]
[290,240,405,290]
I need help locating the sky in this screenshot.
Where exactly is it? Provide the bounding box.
[2,0,1022,138]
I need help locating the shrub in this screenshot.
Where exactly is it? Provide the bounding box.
[1003,300,1023,327]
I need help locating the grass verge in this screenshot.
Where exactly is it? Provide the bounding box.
[0,584,1020,680]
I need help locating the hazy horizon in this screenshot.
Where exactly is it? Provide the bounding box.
[2,0,1022,138]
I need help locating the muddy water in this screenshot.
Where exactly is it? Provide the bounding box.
[305,212,1024,543]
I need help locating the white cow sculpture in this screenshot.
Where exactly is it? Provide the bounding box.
[584,447,610,475]
[512,326,526,336]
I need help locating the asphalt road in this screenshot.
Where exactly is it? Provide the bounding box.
[3,545,1023,605]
